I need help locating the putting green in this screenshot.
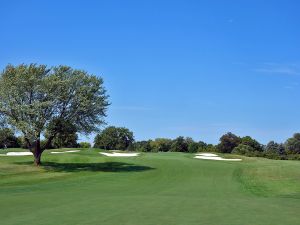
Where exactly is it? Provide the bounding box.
[0,149,299,225]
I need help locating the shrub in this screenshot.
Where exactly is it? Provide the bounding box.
[150,138,172,152]
[232,144,254,155]
[202,144,217,152]
[134,140,152,152]
[79,142,91,148]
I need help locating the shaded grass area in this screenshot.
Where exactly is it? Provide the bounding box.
[0,149,300,225]
[16,161,154,172]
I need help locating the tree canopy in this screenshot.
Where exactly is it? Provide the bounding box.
[0,64,109,165]
[217,132,241,153]
[94,126,134,150]
[285,133,300,154]
[0,128,19,148]
[45,120,79,149]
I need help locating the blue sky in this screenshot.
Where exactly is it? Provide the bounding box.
[1,0,300,144]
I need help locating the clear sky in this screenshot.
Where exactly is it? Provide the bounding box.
[1,0,300,144]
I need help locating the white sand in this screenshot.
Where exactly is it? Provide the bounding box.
[195,153,218,157]
[195,152,242,161]
[51,150,81,154]
[0,152,33,156]
[100,152,140,157]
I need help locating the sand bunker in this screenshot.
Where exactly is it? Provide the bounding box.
[0,152,33,156]
[100,152,140,157]
[195,153,242,161]
[51,150,81,154]
[196,153,218,157]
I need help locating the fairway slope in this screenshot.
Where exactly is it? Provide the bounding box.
[0,150,299,225]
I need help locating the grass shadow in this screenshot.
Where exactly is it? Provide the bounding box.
[15,161,154,173]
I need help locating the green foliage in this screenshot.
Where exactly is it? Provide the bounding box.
[0,64,109,163]
[240,136,263,152]
[150,138,172,152]
[233,144,254,155]
[134,140,152,152]
[232,144,263,157]
[17,136,28,149]
[79,142,91,148]
[197,141,207,151]
[233,136,264,157]
[264,141,286,159]
[188,142,199,153]
[204,144,218,152]
[46,119,78,149]
[286,154,300,160]
[284,133,300,154]
[0,128,19,148]
[217,132,241,153]
[94,126,134,150]
[170,136,188,152]
[132,137,212,153]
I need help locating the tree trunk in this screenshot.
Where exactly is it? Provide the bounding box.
[33,139,42,166]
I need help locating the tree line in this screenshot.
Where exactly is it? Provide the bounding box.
[0,127,91,149]
[94,126,300,160]
[1,123,299,160]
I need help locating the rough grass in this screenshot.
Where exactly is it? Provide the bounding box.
[0,149,300,225]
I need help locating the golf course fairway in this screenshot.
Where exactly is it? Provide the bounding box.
[0,149,300,225]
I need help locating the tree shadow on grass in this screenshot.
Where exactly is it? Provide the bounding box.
[15,161,154,173]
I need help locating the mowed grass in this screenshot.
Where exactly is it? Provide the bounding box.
[0,149,300,225]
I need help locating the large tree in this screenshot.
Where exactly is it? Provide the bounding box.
[0,64,109,165]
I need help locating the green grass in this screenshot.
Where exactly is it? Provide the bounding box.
[0,149,300,225]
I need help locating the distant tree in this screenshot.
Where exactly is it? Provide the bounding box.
[240,136,263,152]
[217,132,241,153]
[17,136,29,149]
[79,142,91,148]
[265,141,285,156]
[45,120,78,149]
[134,140,152,152]
[94,126,134,150]
[232,144,255,155]
[182,137,198,153]
[205,144,218,152]
[188,142,199,153]
[170,136,188,152]
[0,128,19,148]
[0,64,109,165]
[150,138,172,152]
[285,133,300,154]
[197,141,208,152]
